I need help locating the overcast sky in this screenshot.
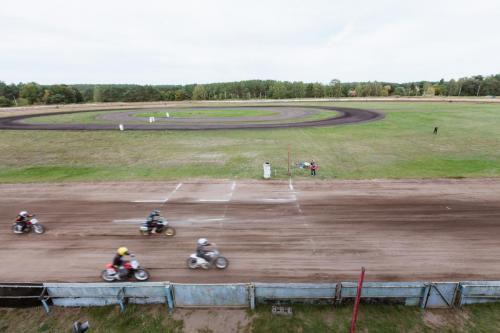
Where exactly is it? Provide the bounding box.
[1,0,499,85]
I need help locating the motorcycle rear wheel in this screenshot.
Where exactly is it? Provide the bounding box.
[101,270,115,282]
[134,269,150,281]
[186,257,198,269]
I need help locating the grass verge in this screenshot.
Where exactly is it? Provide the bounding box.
[2,303,500,332]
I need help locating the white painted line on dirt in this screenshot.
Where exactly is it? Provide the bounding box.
[113,219,144,224]
[288,177,303,214]
[164,182,183,202]
[261,198,296,203]
[197,198,231,203]
[130,182,183,203]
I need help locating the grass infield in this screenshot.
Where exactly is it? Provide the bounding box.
[0,102,498,182]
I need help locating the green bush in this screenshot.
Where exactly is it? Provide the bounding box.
[0,96,13,107]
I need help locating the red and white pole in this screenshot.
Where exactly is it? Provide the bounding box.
[350,267,366,333]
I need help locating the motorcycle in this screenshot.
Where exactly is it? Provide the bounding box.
[139,218,175,236]
[101,255,150,282]
[11,217,45,234]
[186,249,229,270]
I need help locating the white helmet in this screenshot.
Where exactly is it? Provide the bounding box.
[19,211,29,217]
[197,238,209,246]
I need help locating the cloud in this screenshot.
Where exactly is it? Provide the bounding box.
[1,0,499,84]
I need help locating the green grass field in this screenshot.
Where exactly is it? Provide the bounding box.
[2,303,500,333]
[22,110,124,124]
[0,102,499,182]
[133,109,280,118]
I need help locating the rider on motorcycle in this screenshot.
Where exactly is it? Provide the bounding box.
[146,209,161,231]
[112,247,131,279]
[15,211,33,231]
[196,238,213,261]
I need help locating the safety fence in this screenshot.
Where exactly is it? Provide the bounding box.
[2,281,500,312]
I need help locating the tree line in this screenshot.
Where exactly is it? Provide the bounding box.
[1,74,499,107]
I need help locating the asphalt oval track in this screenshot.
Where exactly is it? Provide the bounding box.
[0,105,383,130]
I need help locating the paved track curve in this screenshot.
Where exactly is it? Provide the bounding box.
[0,106,383,130]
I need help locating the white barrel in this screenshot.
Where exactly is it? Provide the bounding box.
[119,124,124,131]
[263,162,271,179]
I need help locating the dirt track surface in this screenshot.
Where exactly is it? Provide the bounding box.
[1,179,500,283]
[0,106,382,130]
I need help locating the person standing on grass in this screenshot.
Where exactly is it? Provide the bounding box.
[310,160,317,176]
[433,127,438,134]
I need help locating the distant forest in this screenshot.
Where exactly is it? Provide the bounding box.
[1,74,499,107]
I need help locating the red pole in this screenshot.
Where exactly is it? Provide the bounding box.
[350,267,366,333]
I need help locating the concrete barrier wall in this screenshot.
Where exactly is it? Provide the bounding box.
[4,280,500,310]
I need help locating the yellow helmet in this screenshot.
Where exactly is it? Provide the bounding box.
[117,247,129,256]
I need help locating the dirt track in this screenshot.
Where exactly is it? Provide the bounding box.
[0,106,382,130]
[1,179,500,283]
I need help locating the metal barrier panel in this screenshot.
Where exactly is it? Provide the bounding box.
[0,283,45,307]
[459,281,500,306]
[423,283,458,308]
[44,282,168,306]
[254,283,337,302]
[341,282,426,306]
[173,283,248,307]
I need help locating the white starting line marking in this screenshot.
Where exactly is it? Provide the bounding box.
[198,199,230,202]
[131,182,183,203]
[261,198,296,202]
[164,182,183,202]
[113,219,144,224]
[289,178,303,214]
[187,218,226,222]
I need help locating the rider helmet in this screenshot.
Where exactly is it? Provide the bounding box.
[117,247,129,256]
[197,238,209,246]
[19,211,29,217]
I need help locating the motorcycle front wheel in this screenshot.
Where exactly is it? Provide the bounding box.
[33,224,45,234]
[139,230,150,236]
[101,270,115,282]
[164,227,176,237]
[215,256,229,269]
[134,269,150,281]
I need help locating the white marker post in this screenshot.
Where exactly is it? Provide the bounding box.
[149,116,155,123]
[166,112,170,118]
[119,124,124,131]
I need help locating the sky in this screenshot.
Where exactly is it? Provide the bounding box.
[1,0,499,85]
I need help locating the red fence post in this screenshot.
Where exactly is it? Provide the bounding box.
[350,267,366,333]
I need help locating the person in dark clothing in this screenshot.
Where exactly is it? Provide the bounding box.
[433,127,438,134]
[15,211,32,231]
[146,209,161,231]
[310,160,317,176]
[112,247,131,279]
[196,238,213,262]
